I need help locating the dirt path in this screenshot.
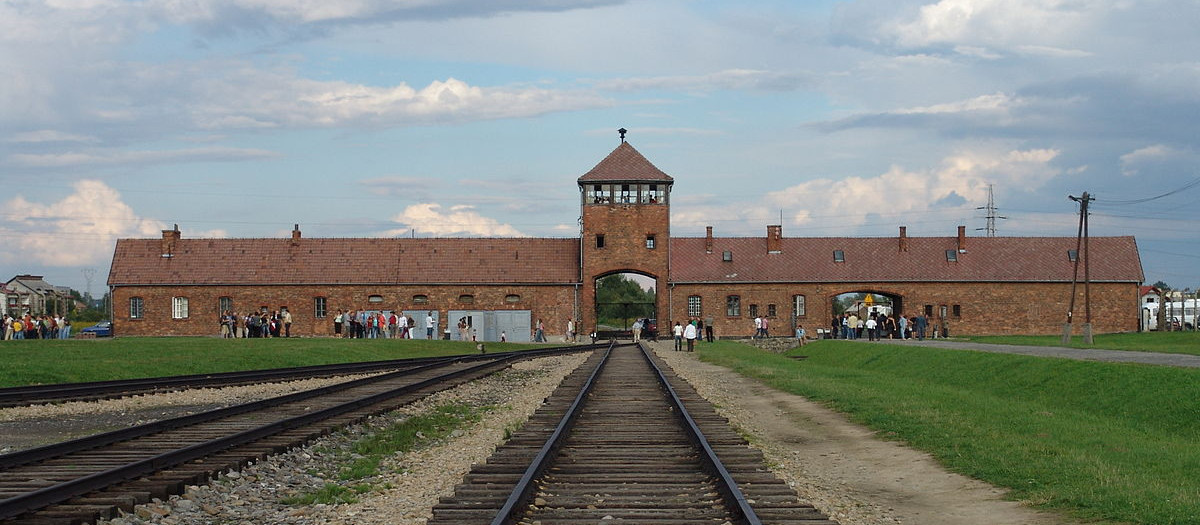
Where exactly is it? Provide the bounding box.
[652,342,1077,525]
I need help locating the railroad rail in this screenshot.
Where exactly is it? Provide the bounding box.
[0,346,594,524]
[0,353,499,408]
[429,343,837,525]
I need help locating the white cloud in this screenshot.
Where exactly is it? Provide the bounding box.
[6,130,101,144]
[9,147,280,168]
[385,203,523,237]
[894,92,1018,115]
[0,180,166,267]
[675,148,1061,236]
[879,0,1110,57]
[593,69,816,92]
[1120,144,1179,176]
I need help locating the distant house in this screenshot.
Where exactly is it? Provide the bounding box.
[107,140,1146,338]
[5,275,72,316]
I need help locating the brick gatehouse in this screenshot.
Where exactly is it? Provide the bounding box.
[107,139,1144,339]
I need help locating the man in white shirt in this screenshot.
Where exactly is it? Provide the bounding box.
[683,320,698,351]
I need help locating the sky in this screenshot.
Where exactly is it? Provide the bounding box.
[2,0,1199,297]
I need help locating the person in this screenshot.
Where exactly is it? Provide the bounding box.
[457,318,468,341]
[426,311,436,340]
[847,313,859,339]
[673,321,683,351]
[683,319,698,351]
[631,318,642,342]
[500,330,507,342]
[898,314,908,340]
[60,316,71,339]
[282,308,292,338]
[333,310,343,337]
[884,315,898,340]
[795,324,806,346]
[566,318,575,342]
[915,314,927,340]
[534,318,545,342]
[704,316,715,342]
[865,315,878,341]
[761,316,769,338]
[753,315,763,339]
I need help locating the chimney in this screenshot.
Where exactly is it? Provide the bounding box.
[957,225,966,253]
[705,226,714,254]
[899,226,908,252]
[767,225,782,254]
[291,224,302,246]
[161,224,180,258]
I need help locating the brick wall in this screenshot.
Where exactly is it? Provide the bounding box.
[111,284,579,337]
[580,201,670,334]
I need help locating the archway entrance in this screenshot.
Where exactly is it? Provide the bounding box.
[594,272,658,340]
[831,291,905,339]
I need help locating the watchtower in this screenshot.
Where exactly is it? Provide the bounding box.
[577,130,673,336]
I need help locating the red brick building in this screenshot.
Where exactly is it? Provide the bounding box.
[108,139,1145,338]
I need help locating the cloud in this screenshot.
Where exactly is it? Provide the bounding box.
[6,130,101,144]
[9,147,280,168]
[673,148,1061,235]
[150,0,624,37]
[593,69,816,92]
[1119,144,1185,176]
[0,180,166,267]
[385,203,524,237]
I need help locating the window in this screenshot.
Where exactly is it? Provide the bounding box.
[314,297,327,318]
[368,294,384,303]
[458,294,474,304]
[172,297,189,319]
[793,295,806,318]
[726,295,741,317]
[505,294,521,303]
[939,305,948,319]
[924,304,933,317]
[687,295,702,317]
[645,234,656,249]
[834,250,845,263]
[749,304,759,318]
[946,249,958,262]
[596,234,606,249]
[722,250,732,262]
[1068,249,1078,262]
[767,304,777,318]
[952,304,962,318]
[619,184,634,203]
[413,294,429,304]
[130,297,144,319]
[219,296,233,313]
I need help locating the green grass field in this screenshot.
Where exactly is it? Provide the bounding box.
[964,331,1200,355]
[699,336,1200,525]
[0,337,539,387]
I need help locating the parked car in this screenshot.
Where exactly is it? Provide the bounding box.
[80,320,112,337]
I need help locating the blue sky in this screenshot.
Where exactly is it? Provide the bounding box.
[3,0,1199,296]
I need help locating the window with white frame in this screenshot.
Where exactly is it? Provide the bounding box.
[314,297,327,318]
[687,295,702,317]
[793,294,806,318]
[172,297,189,319]
[130,297,144,319]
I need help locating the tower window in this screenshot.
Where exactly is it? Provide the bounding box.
[596,234,606,248]
[645,234,656,249]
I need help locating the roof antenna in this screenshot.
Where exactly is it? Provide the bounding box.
[618,127,627,143]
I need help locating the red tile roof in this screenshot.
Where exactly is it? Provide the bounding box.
[109,237,581,286]
[669,235,1144,283]
[578,142,674,183]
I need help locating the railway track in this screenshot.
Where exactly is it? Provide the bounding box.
[429,343,838,525]
[0,354,499,408]
[0,346,593,524]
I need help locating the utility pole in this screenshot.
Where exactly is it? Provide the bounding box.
[1064,192,1094,344]
[976,184,1006,237]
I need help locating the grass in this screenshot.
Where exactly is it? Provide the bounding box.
[699,339,1200,525]
[283,403,487,505]
[0,338,540,387]
[963,331,1200,355]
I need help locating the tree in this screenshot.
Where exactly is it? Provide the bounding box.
[1151,280,1171,291]
[595,274,655,326]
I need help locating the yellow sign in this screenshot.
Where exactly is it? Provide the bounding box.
[864,294,874,305]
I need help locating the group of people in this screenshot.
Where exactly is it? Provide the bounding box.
[2,313,71,340]
[332,310,436,340]
[834,311,931,341]
[219,309,293,338]
[671,317,715,351]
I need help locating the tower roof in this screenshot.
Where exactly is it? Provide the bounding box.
[578,142,673,183]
